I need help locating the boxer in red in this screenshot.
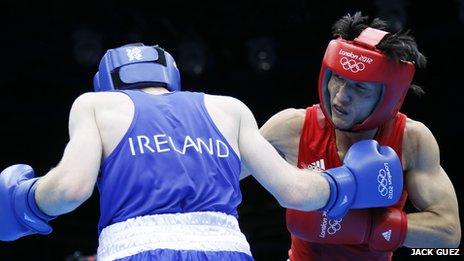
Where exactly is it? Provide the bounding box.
[246,12,461,260]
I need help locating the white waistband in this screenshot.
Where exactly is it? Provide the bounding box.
[97,211,252,261]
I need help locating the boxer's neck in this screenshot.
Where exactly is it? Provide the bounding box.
[141,86,171,95]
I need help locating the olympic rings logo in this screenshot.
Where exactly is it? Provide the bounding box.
[126,47,143,61]
[340,57,365,73]
[377,169,388,197]
[327,219,343,235]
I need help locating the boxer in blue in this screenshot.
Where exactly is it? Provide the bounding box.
[1,43,404,260]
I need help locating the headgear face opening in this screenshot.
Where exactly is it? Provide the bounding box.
[93,43,181,92]
[318,27,415,131]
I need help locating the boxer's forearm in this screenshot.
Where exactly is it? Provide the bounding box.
[35,167,92,216]
[404,211,461,248]
[280,170,330,211]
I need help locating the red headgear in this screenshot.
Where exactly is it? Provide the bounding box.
[318,27,415,131]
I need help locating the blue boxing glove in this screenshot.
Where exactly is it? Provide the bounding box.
[0,164,55,241]
[320,140,403,220]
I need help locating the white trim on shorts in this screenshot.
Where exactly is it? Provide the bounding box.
[97,211,252,261]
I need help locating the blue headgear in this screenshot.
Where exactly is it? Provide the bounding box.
[93,43,181,92]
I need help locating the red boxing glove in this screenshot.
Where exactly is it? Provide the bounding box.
[286,207,407,251]
[286,208,372,244]
[367,207,407,251]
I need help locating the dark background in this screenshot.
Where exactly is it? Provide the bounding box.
[1,0,463,260]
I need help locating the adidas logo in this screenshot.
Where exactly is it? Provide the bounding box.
[382,230,392,241]
[307,159,326,171]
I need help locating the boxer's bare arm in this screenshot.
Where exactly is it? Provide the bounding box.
[239,108,305,180]
[403,119,461,248]
[35,93,102,216]
[236,100,329,210]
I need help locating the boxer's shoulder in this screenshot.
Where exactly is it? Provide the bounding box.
[402,117,438,170]
[204,94,244,106]
[204,94,248,116]
[68,92,134,158]
[258,108,305,161]
[71,91,133,112]
[273,108,306,125]
[261,108,306,139]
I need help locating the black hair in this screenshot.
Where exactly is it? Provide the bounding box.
[332,12,426,95]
